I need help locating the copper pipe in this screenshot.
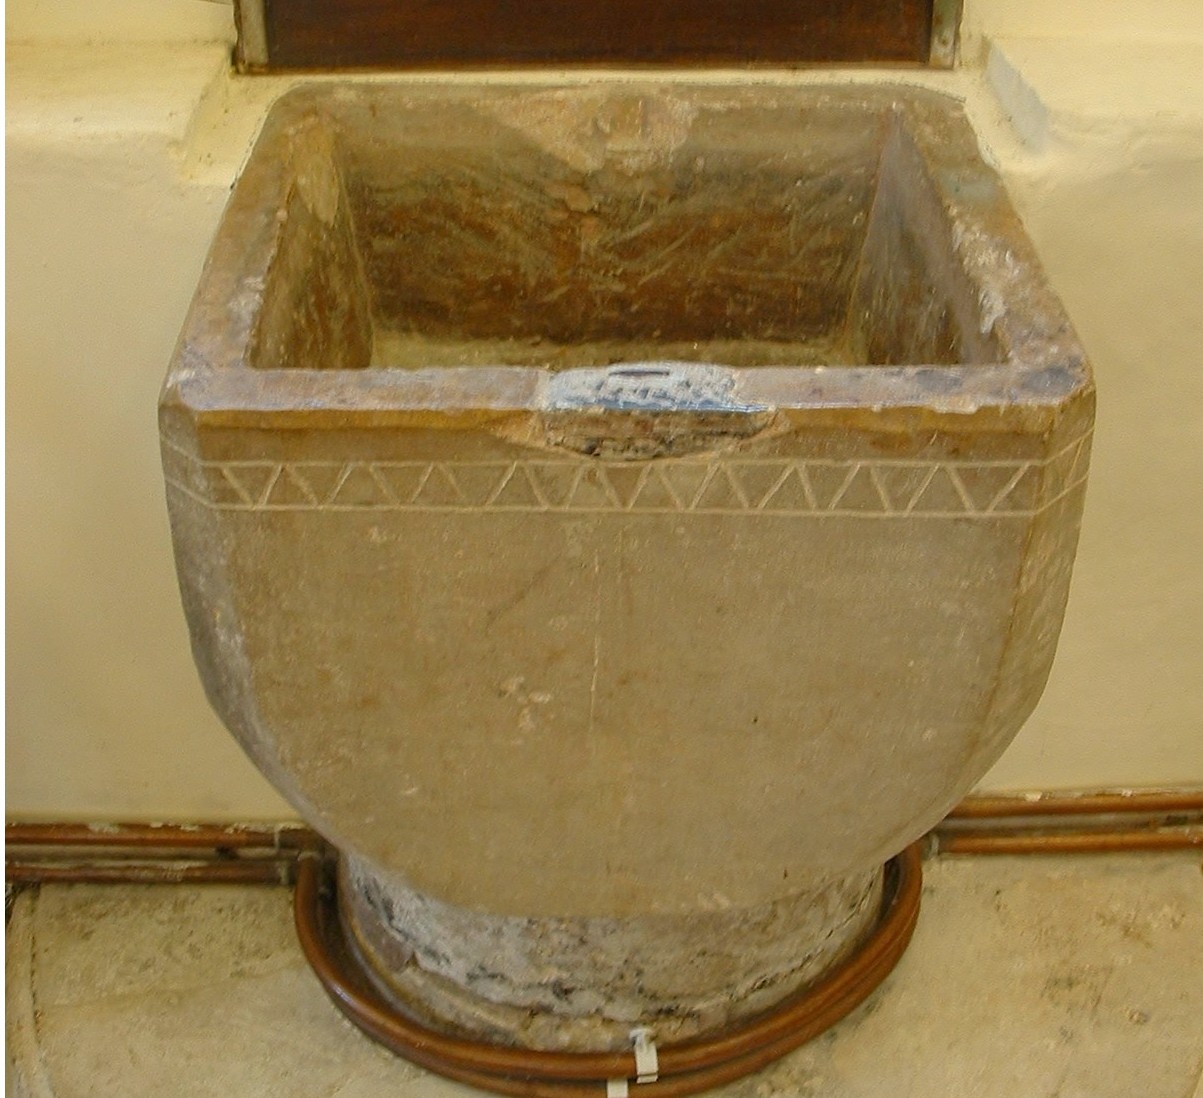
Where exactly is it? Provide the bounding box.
[293,845,922,1095]
[372,929,919,1098]
[945,790,1203,820]
[7,787,1202,886]
[298,841,909,1082]
[8,787,1201,853]
[5,861,293,885]
[4,821,316,850]
[327,939,913,1098]
[936,828,1203,855]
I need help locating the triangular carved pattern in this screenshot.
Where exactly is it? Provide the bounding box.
[182,452,1084,517]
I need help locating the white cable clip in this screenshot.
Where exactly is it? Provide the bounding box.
[606,1079,629,1098]
[631,1027,659,1084]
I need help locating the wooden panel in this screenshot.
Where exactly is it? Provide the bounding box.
[236,0,938,71]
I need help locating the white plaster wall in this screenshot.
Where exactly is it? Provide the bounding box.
[968,39,1203,790]
[5,41,294,819]
[961,0,1203,53]
[5,0,235,43]
[6,1,1202,820]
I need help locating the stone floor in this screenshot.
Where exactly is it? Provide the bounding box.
[6,853,1203,1098]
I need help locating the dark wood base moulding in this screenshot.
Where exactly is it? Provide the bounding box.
[233,0,961,73]
[6,790,1202,885]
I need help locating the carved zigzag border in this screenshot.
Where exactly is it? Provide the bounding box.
[162,432,1091,519]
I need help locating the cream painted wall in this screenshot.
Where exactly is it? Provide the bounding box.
[5,0,235,43]
[6,1,1202,820]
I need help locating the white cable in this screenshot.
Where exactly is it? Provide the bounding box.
[631,1027,659,1084]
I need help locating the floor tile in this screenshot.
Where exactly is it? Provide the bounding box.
[8,854,1202,1098]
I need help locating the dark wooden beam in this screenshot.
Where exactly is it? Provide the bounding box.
[235,0,947,72]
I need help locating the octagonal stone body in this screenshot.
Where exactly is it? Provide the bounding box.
[161,84,1092,937]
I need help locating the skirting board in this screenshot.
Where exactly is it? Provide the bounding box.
[6,790,1202,886]
[233,0,961,72]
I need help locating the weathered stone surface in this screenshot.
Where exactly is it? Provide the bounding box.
[160,83,1093,1039]
[342,856,883,1050]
